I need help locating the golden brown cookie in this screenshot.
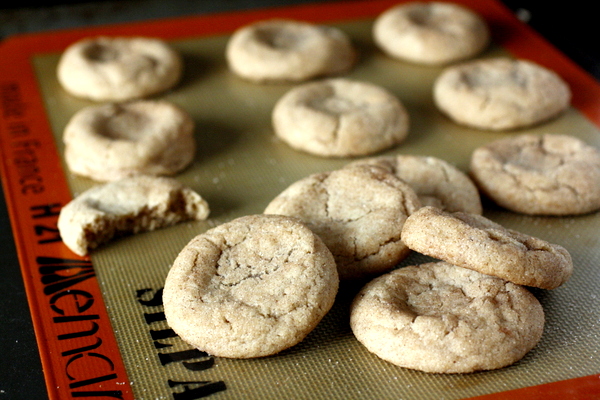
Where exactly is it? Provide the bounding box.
[348,155,482,214]
[63,100,196,182]
[264,165,422,280]
[272,78,409,157]
[226,19,355,82]
[433,58,571,130]
[163,214,339,358]
[350,261,545,373]
[57,36,183,101]
[373,2,490,65]
[58,175,210,256]
[401,206,573,289]
[470,133,600,215]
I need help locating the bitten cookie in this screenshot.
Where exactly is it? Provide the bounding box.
[373,2,489,65]
[57,36,183,101]
[470,133,600,215]
[264,165,422,280]
[401,206,573,289]
[350,261,545,373]
[226,19,355,82]
[348,155,482,214]
[63,100,196,182]
[163,214,339,358]
[58,175,210,256]
[272,78,409,157]
[433,58,571,130]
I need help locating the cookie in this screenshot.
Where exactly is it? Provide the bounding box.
[470,133,600,215]
[163,214,338,358]
[57,36,183,101]
[433,58,571,130]
[226,19,355,82]
[350,261,545,373]
[373,2,489,65]
[401,206,573,289]
[58,175,210,256]
[63,100,196,182]
[272,78,409,157]
[348,155,482,214]
[264,165,422,280]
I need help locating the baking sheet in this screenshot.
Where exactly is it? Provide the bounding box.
[2,0,600,399]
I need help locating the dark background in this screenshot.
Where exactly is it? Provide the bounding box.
[1,1,597,79]
[0,1,597,398]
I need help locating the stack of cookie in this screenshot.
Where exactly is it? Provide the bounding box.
[261,147,575,372]
[264,154,485,280]
[349,204,572,373]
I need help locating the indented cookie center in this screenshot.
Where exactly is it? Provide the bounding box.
[101,109,152,141]
[460,65,528,90]
[407,6,435,26]
[513,147,563,171]
[495,140,566,174]
[310,96,358,115]
[85,43,119,62]
[256,26,305,50]
[407,6,456,33]
[137,54,159,70]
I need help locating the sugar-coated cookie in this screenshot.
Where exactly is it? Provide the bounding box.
[348,155,482,214]
[57,36,183,101]
[163,214,339,358]
[272,78,409,157]
[373,2,489,65]
[401,206,573,289]
[433,58,571,130]
[226,19,355,82]
[350,262,545,373]
[63,100,195,182]
[58,175,210,256]
[470,133,600,215]
[264,165,421,280]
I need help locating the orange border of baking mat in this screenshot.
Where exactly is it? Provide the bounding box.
[1,1,599,399]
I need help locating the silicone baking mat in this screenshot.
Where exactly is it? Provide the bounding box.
[1,0,600,399]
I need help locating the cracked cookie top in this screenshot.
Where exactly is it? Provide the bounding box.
[348,155,482,214]
[272,78,409,157]
[470,133,600,215]
[264,164,421,280]
[163,214,339,358]
[433,58,571,130]
[401,206,573,289]
[350,261,545,373]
